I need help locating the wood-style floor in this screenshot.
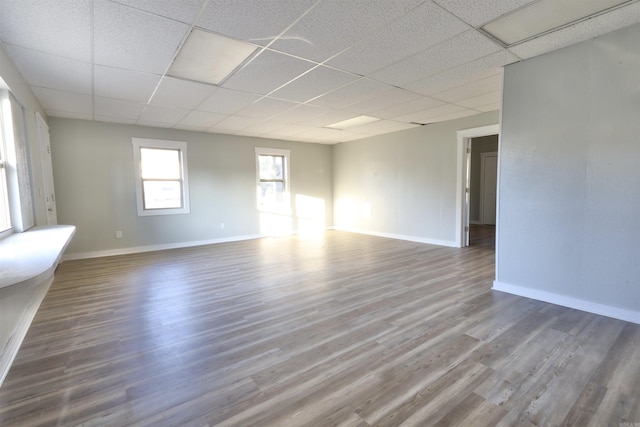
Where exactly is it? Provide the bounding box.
[1,227,638,426]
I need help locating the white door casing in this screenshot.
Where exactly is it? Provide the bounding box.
[456,124,499,247]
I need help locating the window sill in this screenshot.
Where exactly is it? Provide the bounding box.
[0,225,75,290]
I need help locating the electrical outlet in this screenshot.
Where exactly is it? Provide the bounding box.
[220,223,225,230]
[115,230,123,239]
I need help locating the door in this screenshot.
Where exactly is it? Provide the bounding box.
[35,112,57,225]
[480,152,498,225]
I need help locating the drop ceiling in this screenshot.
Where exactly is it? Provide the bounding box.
[1,0,639,144]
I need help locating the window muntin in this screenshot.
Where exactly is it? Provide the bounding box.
[132,138,190,216]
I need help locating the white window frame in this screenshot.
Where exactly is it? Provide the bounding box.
[255,147,290,212]
[0,111,11,238]
[132,138,190,216]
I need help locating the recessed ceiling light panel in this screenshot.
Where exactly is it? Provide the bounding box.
[168,29,257,85]
[325,115,381,130]
[482,0,632,46]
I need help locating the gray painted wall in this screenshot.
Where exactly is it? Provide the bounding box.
[470,135,498,223]
[497,23,640,318]
[49,118,333,256]
[333,111,499,245]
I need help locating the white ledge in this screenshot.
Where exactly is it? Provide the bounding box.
[0,225,76,290]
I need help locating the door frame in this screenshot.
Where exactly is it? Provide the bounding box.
[455,124,499,247]
[35,112,57,225]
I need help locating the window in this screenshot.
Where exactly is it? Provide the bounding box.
[255,147,290,211]
[132,138,190,216]
[0,113,10,235]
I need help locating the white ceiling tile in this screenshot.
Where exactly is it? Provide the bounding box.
[432,74,502,102]
[197,0,316,46]
[31,86,93,115]
[222,50,316,95]
[150,77,217,109]
[309,78,394,109]
[347,120,421,135]
[236,97,298,119]
[269,104,327,124]
[301,127,364,143]
[243,120,288,134]
[6,0,635,144]
[474,102,501,112]
[404,50,517,95]
[212,116,259,131]
[284,127,323,140]
[509,2,640,59]
[433,0,538,27]
[370,30,502,86]
[94,97,145,119]
[269,123,316,137]
[455,90,501,109]
[176,110,227,128]
[331,131,371,142]
[394,103,470,124]
[93,0,190,74]
[327,1,470,75]
[138,105,189,124]
[343,87,424,115]
[94,65,161,102]
[270,66,359,103]
[370,96,446,120]
[429,108,480,123]
[298,109,361,127]
[271,0,425,62]
[109,0,205,24]
[295,126,344,139]
[4,45,92,94]
[0,0,92,61]
[196,87,261,114]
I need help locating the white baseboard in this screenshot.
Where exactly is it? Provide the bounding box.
[492,281,640,325]
[470,220,482,225]
[63,234,263,261]
[63,226,457,261]
[333,226,458,248]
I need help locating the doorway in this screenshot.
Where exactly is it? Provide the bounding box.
[455,124,499,247]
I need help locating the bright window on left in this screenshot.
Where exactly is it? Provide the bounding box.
[0,113,11,233]
[132,138,190,216]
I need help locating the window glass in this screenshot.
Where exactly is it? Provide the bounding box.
[143,180,182,210]
[141,148,181,179]
[255,148,290,211]
[259,155,284,180]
